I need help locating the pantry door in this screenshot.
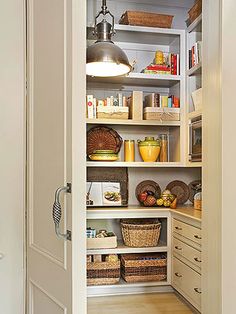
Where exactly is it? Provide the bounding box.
[26,0,86,313]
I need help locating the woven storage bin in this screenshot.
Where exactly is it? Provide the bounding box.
[97,107,129,120]
[120,219,161,247]
[87,260,120,286]
[121,253,167,283]
[119,11,173,28]
[143,107,180,121]
[188,0,202,24]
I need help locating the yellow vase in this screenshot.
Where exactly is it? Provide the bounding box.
[137,137,161,162]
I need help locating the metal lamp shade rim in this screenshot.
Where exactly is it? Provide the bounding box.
[86,41,131,76]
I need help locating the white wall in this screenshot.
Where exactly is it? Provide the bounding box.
[222,0,236,313]
[0,1,25,313]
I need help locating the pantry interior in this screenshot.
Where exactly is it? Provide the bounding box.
[86,0,203,312]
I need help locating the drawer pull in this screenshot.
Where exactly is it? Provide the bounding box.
[194,234,202,240]
[174,246,182,251]
[174,272,182,278]
[194,287,202,294]
[175,226,182,231]
[194,257,202,263]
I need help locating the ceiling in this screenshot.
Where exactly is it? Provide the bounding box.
[117,0,195,9]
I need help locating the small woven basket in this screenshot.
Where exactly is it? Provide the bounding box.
[119,11,173,28]
[120,219,161,247]
[188,0,202,23]
[87,260,120,286]
[121,253,167,283]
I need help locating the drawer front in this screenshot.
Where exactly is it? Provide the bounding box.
[173,219,202,245]
[172,257,201,310]
[173,237,202,271]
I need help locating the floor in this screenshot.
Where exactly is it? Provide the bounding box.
[88,293,194,314]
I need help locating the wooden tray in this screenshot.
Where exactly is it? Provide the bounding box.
[87,236,117,250]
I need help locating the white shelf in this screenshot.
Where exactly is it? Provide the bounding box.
[87,24,184,46]
[187,62,202,76]
[86,118,181,127]
[87,205,171,219]
[87,72,182,87]
[188,109,202,119]
[87,278,172,297]
[87,241,167,255]
[187,14,202,33]
[186,161,202,168]
[86,161,183,168]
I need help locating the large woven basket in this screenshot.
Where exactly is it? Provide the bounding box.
[87,260,120,286]
[121,253,167,283]
[188,0,202,23]
[120,219,161,247]
[119,11,173,28]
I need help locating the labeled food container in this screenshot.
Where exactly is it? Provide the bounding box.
[137,137,161,162]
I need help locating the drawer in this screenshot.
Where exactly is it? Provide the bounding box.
[173,219,202,245]
[173,237,202,271]
[172,256,201,311]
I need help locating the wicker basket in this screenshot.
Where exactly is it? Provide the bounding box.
[121,253,167,283]
[188,0,202,24]
[120,219,161,247]
[87,260,120,286]
[119,11,173,28]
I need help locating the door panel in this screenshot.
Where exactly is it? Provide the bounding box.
[27,0,86,313]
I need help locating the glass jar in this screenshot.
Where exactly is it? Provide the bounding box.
[124,140,135,162]
[159,134,168,162]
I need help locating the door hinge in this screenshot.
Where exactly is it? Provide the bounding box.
[67,230,72,241]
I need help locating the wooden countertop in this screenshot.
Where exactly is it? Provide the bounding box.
[170,205,202,222]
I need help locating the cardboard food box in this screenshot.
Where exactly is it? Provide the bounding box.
[97,106,129,119]
[87,236,118,250]
[143,107,180,121]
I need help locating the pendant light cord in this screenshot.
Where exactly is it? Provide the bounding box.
[94,0,115,35]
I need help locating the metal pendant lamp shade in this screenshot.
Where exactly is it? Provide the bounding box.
[86,0,131,77]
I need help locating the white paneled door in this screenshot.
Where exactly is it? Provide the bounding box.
[26,0,86,313]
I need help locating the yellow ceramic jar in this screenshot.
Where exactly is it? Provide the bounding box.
[137,137,161,162]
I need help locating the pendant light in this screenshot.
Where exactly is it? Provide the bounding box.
[86,0,132,77]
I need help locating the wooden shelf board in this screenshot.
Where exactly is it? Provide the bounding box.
[87,241,167,255]
[87,72,182,87]
[187,14,202,33]
[188,110,202,119]
[86,118,181,127]
[86,161,183,168]
[187,62,202,76]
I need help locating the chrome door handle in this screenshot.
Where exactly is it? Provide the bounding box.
[52,183,71,241]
